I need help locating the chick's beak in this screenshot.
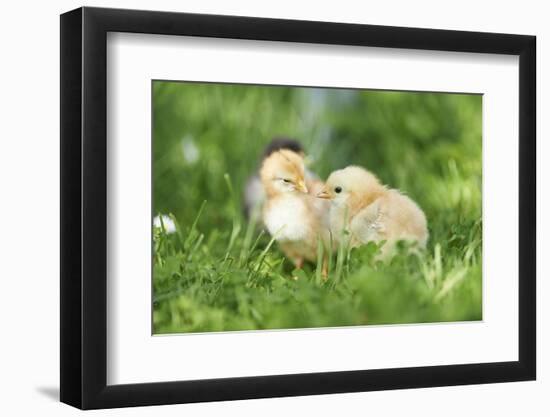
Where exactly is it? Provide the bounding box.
[317,188,331,199]
[297,180,308,194]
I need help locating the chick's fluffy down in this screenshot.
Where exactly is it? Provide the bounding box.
[264,194,329,262]
[350,189,428,249]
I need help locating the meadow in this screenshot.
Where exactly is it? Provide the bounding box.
[152,81,482,334]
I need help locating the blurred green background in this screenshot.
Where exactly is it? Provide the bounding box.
[153,81,482,334]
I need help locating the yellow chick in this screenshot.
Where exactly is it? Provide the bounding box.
[317,166,428,257]
[243,137,325,220]
[260,149,330,269]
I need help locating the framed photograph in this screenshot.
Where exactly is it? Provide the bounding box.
[60,6,536,409]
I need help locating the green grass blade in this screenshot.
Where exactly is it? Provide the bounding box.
[184,200,207,249]
[315,236,324,284]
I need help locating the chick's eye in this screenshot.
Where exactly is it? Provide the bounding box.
[334,186,342,194]
[283,179,291,183]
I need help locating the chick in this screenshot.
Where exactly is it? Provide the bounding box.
[318,166,428,257]
[260,149,330,268]
[243,137,324,220]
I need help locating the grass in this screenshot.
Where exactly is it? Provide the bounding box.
[152,82,482,334]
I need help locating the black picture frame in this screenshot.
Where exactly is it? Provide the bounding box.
[60,6,536,410]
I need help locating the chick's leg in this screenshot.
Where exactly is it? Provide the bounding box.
[321,255,329,280]
[289,257,304,281]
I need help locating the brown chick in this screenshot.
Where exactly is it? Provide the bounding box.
[318,166,428,258]
[260,149,330,269]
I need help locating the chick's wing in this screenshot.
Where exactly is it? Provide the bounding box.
[350,199,385,243]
